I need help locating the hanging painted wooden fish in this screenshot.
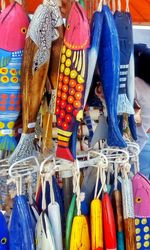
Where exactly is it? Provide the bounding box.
[56,1,90,161]
[35,211,56,250]
[42,21,64,153]
[90,198,103,250]
[70,215,90,249]
[114,11,134,116]
[132,173,150,250]
[9,0,63,164]
[102,193,117,250]
[112,190,125,250]
[83,10,103,109]
[9,195,35,250]
[98,5,126,148]
[121,174,136,250]
[0,2,29,152]
[48,202,63,250]
[0,211,9,250]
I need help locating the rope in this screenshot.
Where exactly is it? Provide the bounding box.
[126,0,130,12]
[49,175,55,204]
[41,177,46,211]
[73,160,81,216]
[112,0,116,13]
[117,0,121,11]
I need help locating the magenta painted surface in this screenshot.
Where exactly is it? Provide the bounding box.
[133,173,150,217]
[64,2,90,50]
[0,2,29,51]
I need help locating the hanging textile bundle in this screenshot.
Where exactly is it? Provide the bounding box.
[0,2,29,152]
[132,173,150,250]
[56,1,90,161]
[0,211,9,250]
[98,4,126,148]
[8,0,63,164]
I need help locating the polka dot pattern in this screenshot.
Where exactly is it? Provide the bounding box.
[56,45,86,141]
[135,217,150,249]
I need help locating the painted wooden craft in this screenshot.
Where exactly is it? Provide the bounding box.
[102,192,117,250]
[0,2,29,151]
[133,173,150,250]
[0,211,9,250]
[66,194,76,250]
[70,215,90,249]
[98,5,126,148]
[90,198,103,250]
[9,195,35,250]
[35,211,56,250]
[56,1,90,161]
[9,0,63,164]
[122,174,136,250]
[42,24,64,153]
[112,190,125,250]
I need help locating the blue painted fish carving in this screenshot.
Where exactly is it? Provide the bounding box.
[0,212,9,250]
[98,5,126,148]
[0,2,29,151]
[84,10,103,108]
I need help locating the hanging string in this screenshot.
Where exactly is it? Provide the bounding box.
[49,174,55,204]
[94,166,100,198]
[73,160,81,216]
[126,0,129,12]
[97,0,103,11]
[114,164,118,191]
[112,0,116,13]
[41,177,46,211]
[117,0,121,11]
[97,166,107,198]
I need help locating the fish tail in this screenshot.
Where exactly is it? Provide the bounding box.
[107,121,127,148]
[8,132,36,164]
[56,129,74,161]
[128,115,137,140]
[117,94,134,115]
[118,65,134,115]
[0,131,17,151]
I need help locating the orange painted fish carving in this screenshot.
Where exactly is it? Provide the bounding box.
[56,1,90,161]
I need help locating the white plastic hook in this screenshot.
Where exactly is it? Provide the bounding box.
[9,156,40,178]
